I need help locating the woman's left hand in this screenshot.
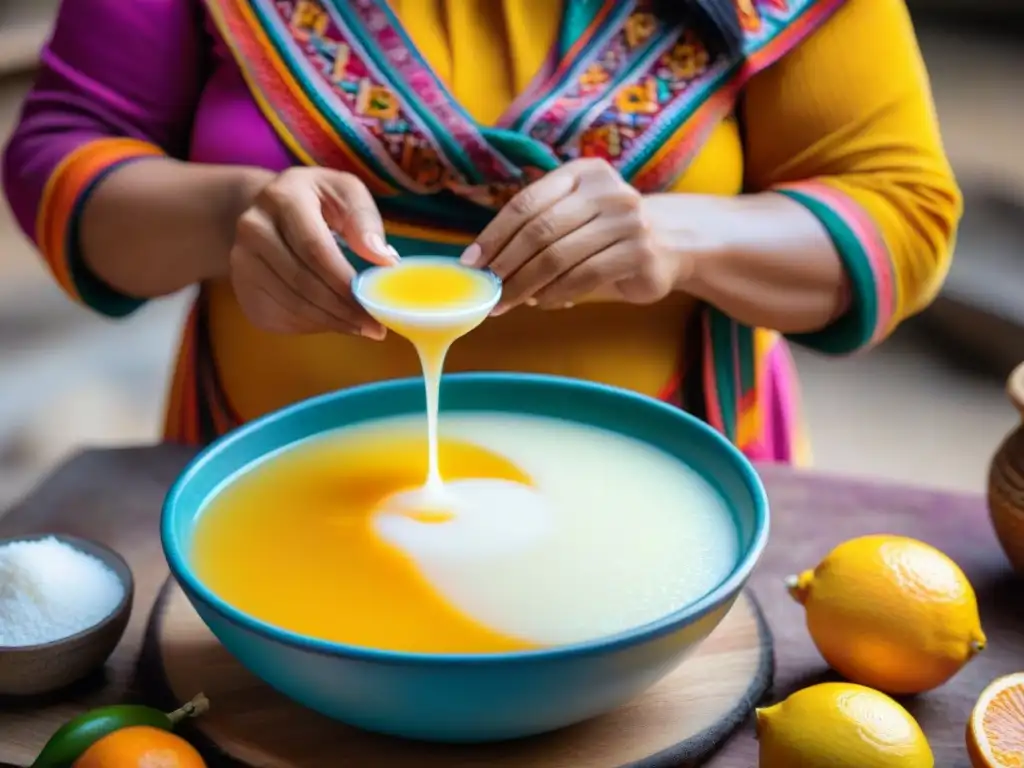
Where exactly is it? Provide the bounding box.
[461,159,683,314]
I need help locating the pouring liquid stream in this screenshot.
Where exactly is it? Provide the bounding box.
[419,347,446,498]
[352,257,502,506]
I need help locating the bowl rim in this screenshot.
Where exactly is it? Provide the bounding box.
[162,372,770,666]
[0,533,135,653]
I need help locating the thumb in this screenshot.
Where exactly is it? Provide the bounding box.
[317,171,399,266]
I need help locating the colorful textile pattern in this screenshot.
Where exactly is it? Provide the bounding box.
[508,0,846,192]
[192,0,848,459]
[205,0,842,210]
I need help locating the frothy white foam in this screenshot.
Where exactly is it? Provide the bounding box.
[374,479,553,561]
[363,413,740,648]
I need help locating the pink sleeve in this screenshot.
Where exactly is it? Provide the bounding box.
[1,0,206,315]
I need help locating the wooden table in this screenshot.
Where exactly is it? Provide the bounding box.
[1,446,1020,768]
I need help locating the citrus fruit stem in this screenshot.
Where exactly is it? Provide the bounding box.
[167,694,209,725]
[754,706,771,740]
[785,571,813,604]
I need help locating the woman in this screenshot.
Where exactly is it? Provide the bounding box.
[2,0,960,463]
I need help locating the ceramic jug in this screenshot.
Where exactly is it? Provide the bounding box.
[989,361,1024,572]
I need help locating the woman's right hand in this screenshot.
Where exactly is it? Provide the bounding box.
[230,167,399,339]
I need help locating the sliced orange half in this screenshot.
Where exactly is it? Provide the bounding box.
[968,672,1024,767]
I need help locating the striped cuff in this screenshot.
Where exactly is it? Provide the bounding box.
[36,138,165,317]
[774,180,896,354]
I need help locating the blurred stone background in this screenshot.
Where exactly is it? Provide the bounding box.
[1,4,1023,510]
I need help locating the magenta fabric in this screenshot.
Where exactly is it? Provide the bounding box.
[1,0,296,247]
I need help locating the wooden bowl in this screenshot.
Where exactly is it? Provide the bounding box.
[0,534,134,696]
[988,363,1024,572]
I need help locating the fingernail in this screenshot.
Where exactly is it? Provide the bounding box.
[387,245,401,261]
[563,301,575,309]
[362,324,387,340]
[525,298,538,307]
[491,304,510,317]
[460,243,482,266]
[367,233,399,264]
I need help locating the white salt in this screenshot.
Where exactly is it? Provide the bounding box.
[0,537,126,647]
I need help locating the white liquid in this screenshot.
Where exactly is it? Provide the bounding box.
[368,412,740,646]
[354,259,501,500]
[377,479,552,560]
[417,345,447,497]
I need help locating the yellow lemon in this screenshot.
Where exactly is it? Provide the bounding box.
[788,534,986,694]
[966,672,1024,768]
[756,682,934,768]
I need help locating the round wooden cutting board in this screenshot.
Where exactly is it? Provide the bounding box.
[142,580,772,767]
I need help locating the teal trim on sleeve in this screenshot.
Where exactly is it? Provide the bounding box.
[708,309,737,440]
[775,188,879,355]
[65,158,156,318]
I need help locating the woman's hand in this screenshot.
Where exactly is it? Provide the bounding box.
[230,167,399,338]
[461,159,685,314]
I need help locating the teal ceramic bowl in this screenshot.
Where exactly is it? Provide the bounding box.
[162,373,769,743]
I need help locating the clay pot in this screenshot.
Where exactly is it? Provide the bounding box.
[989,362,1024,572]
